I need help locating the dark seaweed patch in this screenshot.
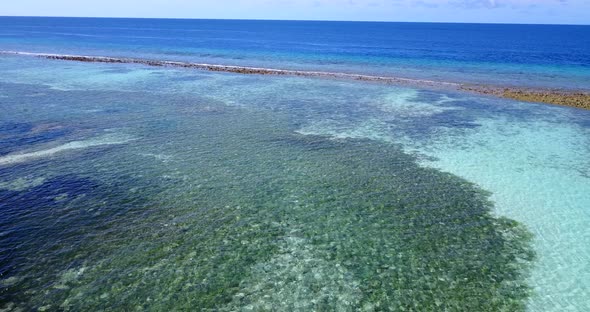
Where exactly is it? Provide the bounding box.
[0,124,71,156]
[0,173,161,306]
[0,122,33,136]
[0,175,99,283]
[390,108,481,141]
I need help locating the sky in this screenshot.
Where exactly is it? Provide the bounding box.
[1,0,589,25]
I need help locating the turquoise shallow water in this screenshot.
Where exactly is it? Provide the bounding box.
[0,55,589,311]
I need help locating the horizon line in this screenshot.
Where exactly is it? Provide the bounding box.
[1,15,588,27]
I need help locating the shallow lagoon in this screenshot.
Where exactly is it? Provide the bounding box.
[0,57,589,311]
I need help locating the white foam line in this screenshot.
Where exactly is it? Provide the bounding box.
[0,134,134,166]
[0,50,461,88]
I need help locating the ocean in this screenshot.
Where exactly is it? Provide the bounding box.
[2,17,590,89]
[0,17,589,311]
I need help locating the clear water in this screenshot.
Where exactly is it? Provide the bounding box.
[1,18,590,311]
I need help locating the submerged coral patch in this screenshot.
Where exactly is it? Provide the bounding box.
[0,107,534,311]
[0,122,71,156]
[0,72,538,311]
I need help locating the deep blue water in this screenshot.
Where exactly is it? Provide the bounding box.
[1,17,590,89]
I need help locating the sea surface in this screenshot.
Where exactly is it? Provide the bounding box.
[0,17,589,311]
